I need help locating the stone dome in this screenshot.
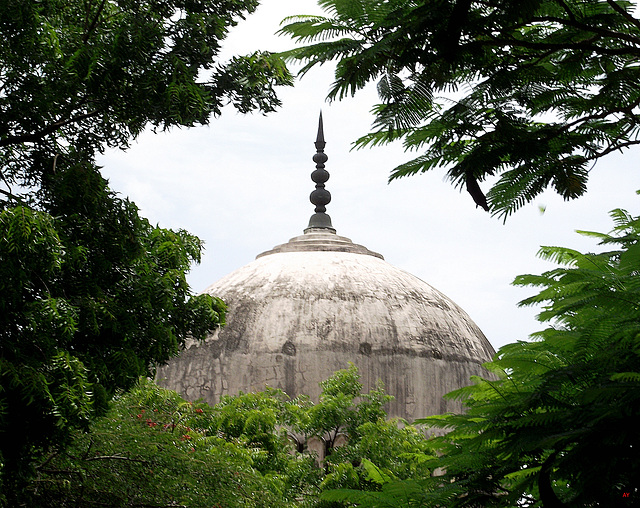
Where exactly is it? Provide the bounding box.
[156,114,495,421]
[157,227,495,421]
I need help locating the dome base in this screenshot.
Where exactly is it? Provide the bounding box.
[257,228,383,259]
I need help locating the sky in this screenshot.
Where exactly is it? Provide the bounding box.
[98,0,639,352]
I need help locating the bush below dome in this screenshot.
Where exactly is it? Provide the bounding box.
[9,366,435,507]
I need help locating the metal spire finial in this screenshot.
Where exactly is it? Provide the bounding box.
[315,111,326,151]
[306,112,334,232]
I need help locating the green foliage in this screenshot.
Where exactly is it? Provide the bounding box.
[302,364,393,450]
[410,200,640,506]
[280,0,640,217]
[22,380,292,508]
[0,159,226,495]
[321,478,430,508]
[13,368,436,507]
[319,421,435,507]
[0,0,292,494]
[291,365,435,507]
[0,0,292,198]
[209,388,307,474]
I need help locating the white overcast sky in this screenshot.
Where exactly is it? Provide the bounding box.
[98,0,640,351]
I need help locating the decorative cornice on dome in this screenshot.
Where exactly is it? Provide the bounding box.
[256,228,384,259]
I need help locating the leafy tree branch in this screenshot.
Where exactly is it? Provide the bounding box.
[280,0,640,217]
[0,0,292,499]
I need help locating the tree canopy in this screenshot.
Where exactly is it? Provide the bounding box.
[321,197,640,507]
[1,0,291,202]
[11,368,434,507]
[433,200,640,505]
[0,0,292,493]
[0,156,228,494]
[280,0,640,218]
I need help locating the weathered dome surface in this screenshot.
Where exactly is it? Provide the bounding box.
[157,228,495,421]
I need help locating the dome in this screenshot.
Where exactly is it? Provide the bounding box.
[156,114,495,421]
[157,229,494,420]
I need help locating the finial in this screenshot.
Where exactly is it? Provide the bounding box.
[315,111,326,151]
[306,112,335,232]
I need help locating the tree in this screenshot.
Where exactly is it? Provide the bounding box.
[1,0,291,202]
[293,365,434,508]
[322,198,640,507]
[16,367,430,508]
[0,160,226,496]
[21,379,294,508]
[0,0,292,494]
[279,0,640,218]
[420,202,640,506]
[20,370,435,508]
[318,420,435,508]
[302,364,392,452]
[209,388,307,475]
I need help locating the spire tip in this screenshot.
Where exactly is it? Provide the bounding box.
[315,111,326,151]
